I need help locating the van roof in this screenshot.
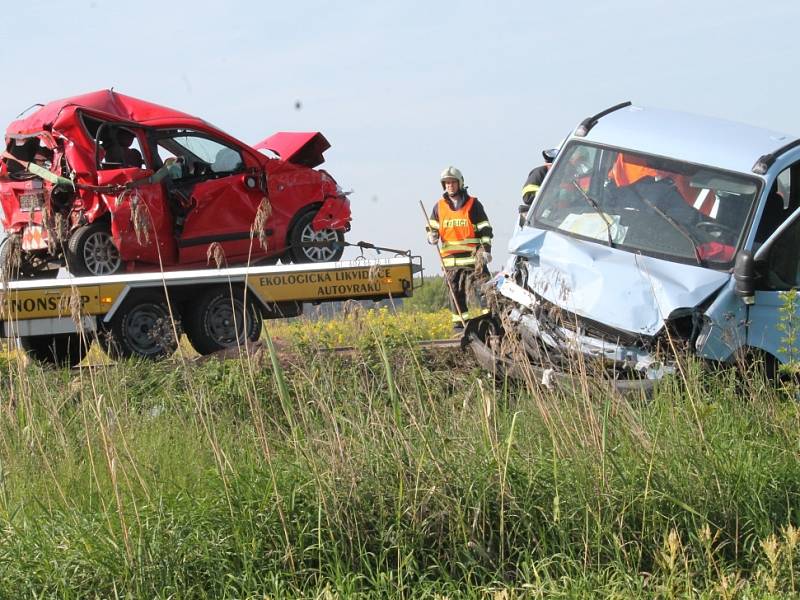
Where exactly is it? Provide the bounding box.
[581,104,797,176]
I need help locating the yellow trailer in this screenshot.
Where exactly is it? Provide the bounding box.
[0,256,420,365]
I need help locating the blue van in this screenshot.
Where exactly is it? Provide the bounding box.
[471,102,800,387]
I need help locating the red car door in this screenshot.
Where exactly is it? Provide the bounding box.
[153,131,267,266]
[94,126,178,266]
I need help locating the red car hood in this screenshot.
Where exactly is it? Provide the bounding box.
[252,132,330,168]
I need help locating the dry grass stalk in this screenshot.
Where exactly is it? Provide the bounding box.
[0,234,21,286]
[68,284,84,329]
[368,263,381,283]
[250,196,272,251]
[465,248,491,309]
[207,242,226,269]
[41,203,60,255]
[129,190,152,245]
[473,246,490,274]
[52,212,68,250]
[342,299,364,320]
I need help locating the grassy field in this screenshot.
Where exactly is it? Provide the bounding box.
[1,307,799,598]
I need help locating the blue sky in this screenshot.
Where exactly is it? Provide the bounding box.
[3,0,800,272]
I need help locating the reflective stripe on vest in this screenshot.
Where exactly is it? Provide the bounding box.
[437,196,478,258]
[442,255,476,267]
[441,238,482,253]
[451,308,490,322]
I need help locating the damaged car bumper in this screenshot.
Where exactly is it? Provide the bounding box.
[312,194,351,231]
[490,274,675,388]
[468,334,658,394]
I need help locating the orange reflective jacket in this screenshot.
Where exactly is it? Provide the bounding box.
[437,196,480,258]
[608,155,662,187]
[609,154,695,204]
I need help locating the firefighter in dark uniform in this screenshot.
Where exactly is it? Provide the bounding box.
[518,148,558,225]
[426,166,493,328]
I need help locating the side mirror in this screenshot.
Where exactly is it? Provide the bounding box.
[734,249,757,303]
[518,203,530,228]
[242,174,259,190]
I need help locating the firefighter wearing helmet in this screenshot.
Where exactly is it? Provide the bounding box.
[520,148,559,212]
[426,166,493,328]
[517,148,558,228]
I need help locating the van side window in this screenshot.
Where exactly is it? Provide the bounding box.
[755,165,799,244]
[763,213,800,290]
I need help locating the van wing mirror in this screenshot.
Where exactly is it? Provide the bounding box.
[734,249,757,303]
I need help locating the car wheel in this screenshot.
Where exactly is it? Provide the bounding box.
[0,235,58,281]
[19,333,91,368]
[102,291,179,360]
[288,209,345,263]
[185,286,263,355]
[67,222,123,276]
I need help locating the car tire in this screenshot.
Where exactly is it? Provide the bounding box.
[288,209,345,264]
[102,290,179,360]
[0,235,58,281]
[67,222,123,277]
[19,333,91,368]
[185,286,263,355]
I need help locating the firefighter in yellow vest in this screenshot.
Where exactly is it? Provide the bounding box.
[426,166,493,328]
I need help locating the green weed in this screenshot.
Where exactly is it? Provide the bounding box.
[0,314,798,597]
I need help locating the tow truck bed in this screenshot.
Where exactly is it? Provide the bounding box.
[0,256,420,365]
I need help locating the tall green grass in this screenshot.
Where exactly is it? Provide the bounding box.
[0,325,799,598]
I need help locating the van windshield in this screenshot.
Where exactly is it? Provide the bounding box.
[531,142,761,268]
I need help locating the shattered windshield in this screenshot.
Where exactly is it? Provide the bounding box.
[530,142,761,267]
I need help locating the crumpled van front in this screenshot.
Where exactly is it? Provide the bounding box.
[473,103,800,385]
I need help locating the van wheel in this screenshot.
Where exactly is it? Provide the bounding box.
[185,286,263,355]
[103,291,179,360]
[19,333,91,368]
[288,209,344,263]
[67,222,123,276]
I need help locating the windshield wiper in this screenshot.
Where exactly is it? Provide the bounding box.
[629,184,704,266]
[571,179,615,247]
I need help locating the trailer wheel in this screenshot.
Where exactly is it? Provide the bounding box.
[19,333,91,368]
[185,286,263,355]
[288,209,345,263]
[103,291,179,360]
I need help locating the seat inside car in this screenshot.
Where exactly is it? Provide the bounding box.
[212,147,242,173]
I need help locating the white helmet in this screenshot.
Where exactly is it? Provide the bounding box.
[440,165,464,190]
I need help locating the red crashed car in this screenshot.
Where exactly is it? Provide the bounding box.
[0,90,351,277]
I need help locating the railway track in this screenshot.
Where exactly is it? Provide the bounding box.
[326,338,462,354]
[54,337,465,369]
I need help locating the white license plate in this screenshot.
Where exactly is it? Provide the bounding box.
[19,191,44,212]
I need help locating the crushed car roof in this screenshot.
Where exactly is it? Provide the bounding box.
[582,104,798,176]
[7,89,207,135]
